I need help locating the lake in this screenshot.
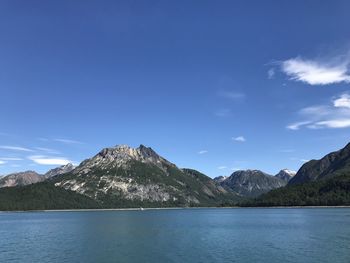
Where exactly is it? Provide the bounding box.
[0,208,349,263]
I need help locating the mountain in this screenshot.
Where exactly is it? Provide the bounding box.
[244,173,350,207]
[0,171,45,188]
[219,170,287,197]
[275,169,296,182]
[289,143,350,185]
[213,176,228,183]
[44,163,75,178]
[0,164,75,189]
[244,143,350,206]
[52,144,237,207]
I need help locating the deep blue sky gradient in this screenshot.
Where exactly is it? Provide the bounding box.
[1,1,350,176]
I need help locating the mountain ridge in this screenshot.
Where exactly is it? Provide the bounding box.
[289,143,350,185]
[218,169,287,197]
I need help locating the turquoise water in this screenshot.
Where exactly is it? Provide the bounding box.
[0,208,349,263]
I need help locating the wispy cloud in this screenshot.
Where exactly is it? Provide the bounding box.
[290,157,310,163]
[0,160,6,165]
[287,121,312,130]
[217,166,227,170]
[287,93,350,130]
[35,147,60,154]
[54,138,83,144]
[0,146,34,152]
[28,155,73,165]
[281,55,350,85]
[267,68,275,79]
[198,150,208,154]
[232,136,246,142]
[218,90,245,100]
[0,157,23,161]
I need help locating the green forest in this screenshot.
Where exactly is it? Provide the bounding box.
[243,173,350,207]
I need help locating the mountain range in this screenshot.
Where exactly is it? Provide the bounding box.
[247,143,350,206]
[0,142,349,210]
[215,169,295,197]
[0,163,75,188]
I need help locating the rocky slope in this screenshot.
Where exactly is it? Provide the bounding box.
[0,171,44,188]
[53,144,236,207]
[275,169,296,182]
[289,143,350,185]
[219,170,287,197]
[44,163,75,178]
[213,176,228,183]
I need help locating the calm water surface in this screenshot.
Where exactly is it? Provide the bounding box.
[0,208,349,263]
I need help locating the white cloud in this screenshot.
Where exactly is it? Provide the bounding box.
[217,166,227,170]
[0,160,6,164]
[310,119,350,129]
[287,93,350,130]
[28,155,73,166]
[268,68,275,79]
[281,56,350,85]
[0,145,33,152]
[334,93,350,108]
[232,136,246,142]
[54,138,83,144]
[198,150,208,154]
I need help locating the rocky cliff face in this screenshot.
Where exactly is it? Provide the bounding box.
[219,170,287,197]
[0,171,44,188]
[275,169,296,182]
[54,144,235,206]
[289,143,350,185]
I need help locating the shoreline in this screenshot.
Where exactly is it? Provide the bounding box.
[1,206,350,213]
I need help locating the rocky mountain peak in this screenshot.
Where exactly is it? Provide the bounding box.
[213,176,228,183]
[0,170,44,188]
[233,170,269,176]
[275,169,296,182]
[75,144,175,174]
[44,163,75,178]
[219,169,286,197]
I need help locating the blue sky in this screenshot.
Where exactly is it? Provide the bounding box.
[1,1,350,177]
